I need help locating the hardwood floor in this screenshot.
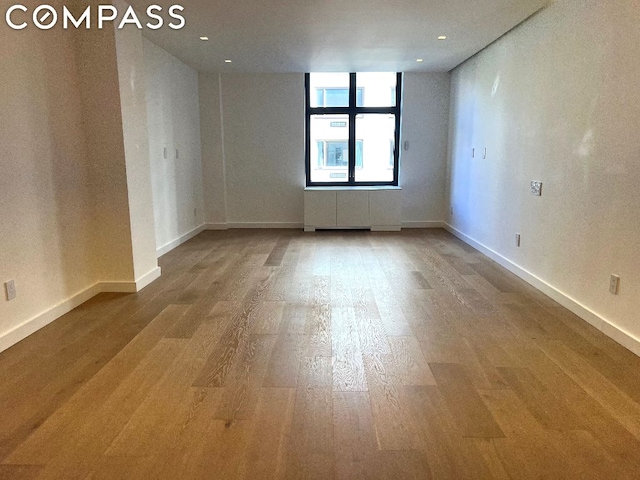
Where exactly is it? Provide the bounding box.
[1,229,640,479]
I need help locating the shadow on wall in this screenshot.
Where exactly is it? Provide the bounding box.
[44,31,95,300]
[0,26,95,328]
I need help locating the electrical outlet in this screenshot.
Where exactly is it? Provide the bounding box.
[531,181,543,196]
[515,234,521,247]
[5,280,16,301]
[609,275,620,295]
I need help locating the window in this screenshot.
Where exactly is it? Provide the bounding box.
[306,72,402,186]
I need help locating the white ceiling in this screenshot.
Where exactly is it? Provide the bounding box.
[133,0,548,73]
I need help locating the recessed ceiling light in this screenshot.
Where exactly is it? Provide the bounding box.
[200,36,209,41]
[438,36,447,40]
[224,59,232,63]
[416,58,424,63]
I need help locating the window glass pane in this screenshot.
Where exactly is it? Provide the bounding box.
[356,72,397,107]
[325,141,348,166]
[323,89,348,107]
[389,140,395,167]
[317,142,324,168]
[310,73,350,108]
[354,114,395,183]
[310,114,349,183]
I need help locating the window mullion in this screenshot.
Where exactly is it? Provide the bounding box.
[348,73,357,184]
[305,73,311,186]
[394,72,402,185]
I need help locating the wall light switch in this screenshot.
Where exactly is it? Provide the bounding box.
[531,181,543,196]
[5,280,16,301]
[609,275,620,295]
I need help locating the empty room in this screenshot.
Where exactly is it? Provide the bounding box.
[1,0,640,478]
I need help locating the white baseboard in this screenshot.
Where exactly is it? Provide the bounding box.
[98,282,138,293]
[402,221,445,229]
[371,226,402,232]
[444,223,640,357]
[0,283,101,354]
[135,267,162,291]
[100,266,162,293]
[0,267,164,354]
[156,225,206,257]
[205,223,229,230]
[209,222,443,232]
[206,222,303,230]
[231,222,303,229]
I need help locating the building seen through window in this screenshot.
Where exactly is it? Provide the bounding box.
[306,72,401,186]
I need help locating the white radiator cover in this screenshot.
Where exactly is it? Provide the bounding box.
[304,187,402,232]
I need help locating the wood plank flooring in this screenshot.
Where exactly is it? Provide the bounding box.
[1,229,640,479]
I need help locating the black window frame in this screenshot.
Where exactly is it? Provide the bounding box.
[305,72,402,187]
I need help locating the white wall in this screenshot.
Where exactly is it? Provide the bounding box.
[0,9,165,352]
[221,74,306,226]
[76,24,135,284]
[143,38,205,254]
[401,73,450,226]
[447,0,640,352]
[198,72,449,227]
[114,22,159,282]
[199,73,228,226]
[0,20,99,343]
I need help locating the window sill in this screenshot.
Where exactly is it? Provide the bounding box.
[304,186,401,191]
